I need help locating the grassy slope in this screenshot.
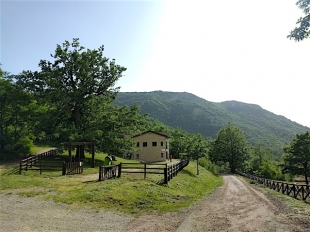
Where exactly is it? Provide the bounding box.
[0,152,223,216]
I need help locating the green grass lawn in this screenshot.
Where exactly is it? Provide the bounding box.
[0,150,223,216]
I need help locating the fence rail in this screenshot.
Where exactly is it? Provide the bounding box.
[62,161,84,175]
[19,149,83,175]
[98,159,189,184]
[19,149,58,174]
[237,171,310,202]
[164,159,189,184]
[98,165,118,181]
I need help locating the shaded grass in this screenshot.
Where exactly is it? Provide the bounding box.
[0,152,222,216]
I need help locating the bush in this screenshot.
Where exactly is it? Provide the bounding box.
[0,136,34,161]
[198,157,218,175]
[258,161,284,180]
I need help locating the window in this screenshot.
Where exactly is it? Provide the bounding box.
[136,142,140,147]
[143,142,147,147]
[161,141,164,146]
[161,153,164,158]
[136,154,140,159]
[152,142,157,146]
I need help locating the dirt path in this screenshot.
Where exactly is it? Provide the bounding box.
[127,175,310,232]
[1,175,309,232]
[175,175,309,232]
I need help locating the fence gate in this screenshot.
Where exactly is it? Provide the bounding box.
[62,161,84,175]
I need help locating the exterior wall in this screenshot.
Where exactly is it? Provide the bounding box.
[132,132,169,163]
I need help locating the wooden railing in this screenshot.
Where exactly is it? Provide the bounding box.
[237,171,310,202]
[98,159,190,183]
[19,149,58,174]
[164,159,189,184]
[62,161,84,175]
[98,165,118,181]
[19,149,83,175]
[118,162,167,178]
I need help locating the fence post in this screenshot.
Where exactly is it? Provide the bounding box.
[164,165,168,184]
[118,163,122,178]
[62,161,66,175]
[99,166,102,181]
[19,161,22,174]
[144,163,146,179]
[301,186,305,200]
[172,164,176,177]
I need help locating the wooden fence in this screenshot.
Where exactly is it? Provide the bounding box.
[164,159,189,184]
[98,165,118,181]
[19,149,83,175]
[62,161,84,175]
[19,149,58,174]
[237,171,310,202]
[98,159,189,184]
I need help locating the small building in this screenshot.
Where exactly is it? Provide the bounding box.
[131,131,170,163]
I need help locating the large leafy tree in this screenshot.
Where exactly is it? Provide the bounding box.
[282,131,310,185]
[0,67,38,159]
[246,144,273,174]
[209,123,249,173]
[184,133,209,175]
[169,128,187,158]
[288,0,310,41]
[97,103,149,156]
[14,38,126,147]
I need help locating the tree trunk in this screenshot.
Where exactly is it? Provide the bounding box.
[75,145,85,160]
[230,163,236,173]
[196,158,199,175]
[75,145,80,161]
[305,170,309,186]
[81,145,85,159]
[303,163,309,186]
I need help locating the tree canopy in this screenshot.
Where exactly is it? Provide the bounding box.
[209,123,249,173]
[282,131,310,185]
[14,38,126,139]
[0,67,37,158]
[288,0,310,41]
[1,39,150,160]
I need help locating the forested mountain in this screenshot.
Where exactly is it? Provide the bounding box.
[114,91,309,155]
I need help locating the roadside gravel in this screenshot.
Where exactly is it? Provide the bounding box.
[1,175,309,232]
[0,193,133,232]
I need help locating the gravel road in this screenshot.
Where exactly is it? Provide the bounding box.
[175,175,310,232]
[1,175,309,232]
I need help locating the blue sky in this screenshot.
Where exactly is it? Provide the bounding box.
[1,0,310,128]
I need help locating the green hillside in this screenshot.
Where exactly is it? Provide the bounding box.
[113,91,309,155]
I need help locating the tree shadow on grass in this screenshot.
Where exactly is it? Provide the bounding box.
[157,169,196,186]
[180,169,196,177]
[83,179,99,184]
[1,166,20,175]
